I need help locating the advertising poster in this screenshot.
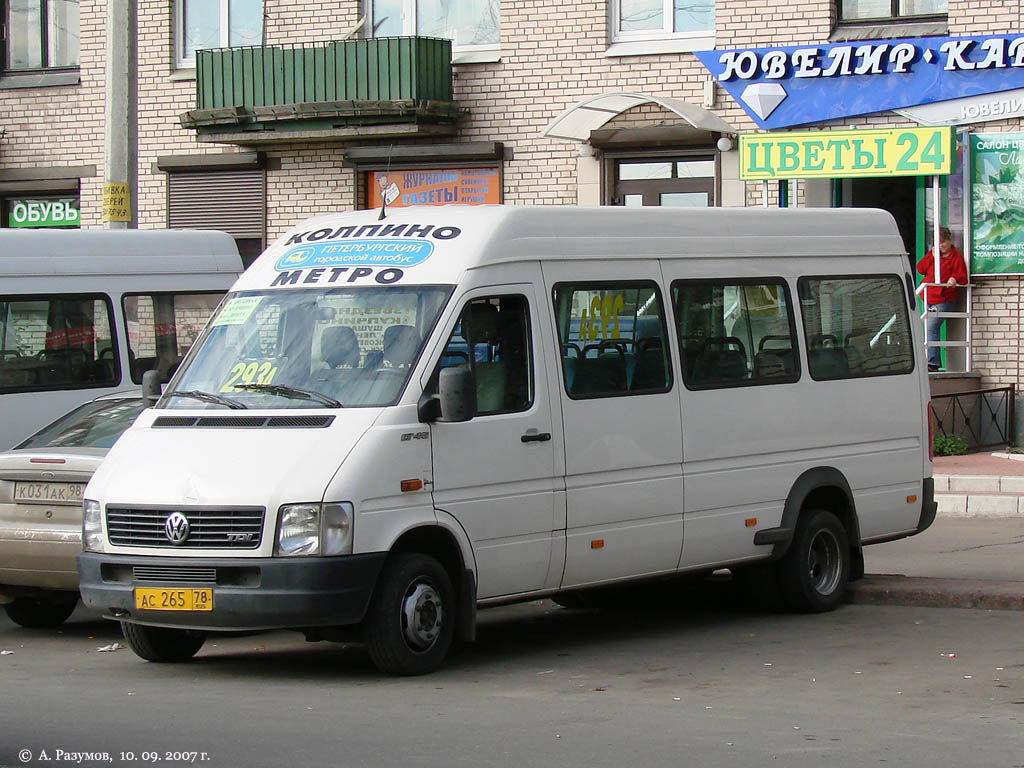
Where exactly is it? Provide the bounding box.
[367,168,500,209]
[971,133,1024,275]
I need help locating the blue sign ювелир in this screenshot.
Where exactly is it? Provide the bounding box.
[697,34,1024,130]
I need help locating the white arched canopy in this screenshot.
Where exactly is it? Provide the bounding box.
[539,91,737,143]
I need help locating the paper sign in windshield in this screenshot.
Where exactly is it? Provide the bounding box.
[275,240,434,271]
[211,296,261,327]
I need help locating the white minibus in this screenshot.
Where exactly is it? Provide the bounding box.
[78,206,936,675]
[0,230,243,449]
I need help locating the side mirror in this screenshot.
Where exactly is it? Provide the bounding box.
[142,369,162,407]
[438,367,477,423]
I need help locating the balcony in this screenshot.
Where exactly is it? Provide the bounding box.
[180,37,463,145]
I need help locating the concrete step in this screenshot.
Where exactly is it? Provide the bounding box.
[934,474,1024,494]
[935,493,1024,517]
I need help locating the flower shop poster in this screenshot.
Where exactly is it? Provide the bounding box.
[972,133,1024,275]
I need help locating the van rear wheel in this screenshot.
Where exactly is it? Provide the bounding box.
[5,594,78,628]
[121,622,206,662]
[363,553,455,676]
[778,509,850,613]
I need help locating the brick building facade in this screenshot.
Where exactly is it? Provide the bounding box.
[2,0,1023,425]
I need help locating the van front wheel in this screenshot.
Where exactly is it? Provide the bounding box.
[363,553,455,676]
[121,622,206,662]
[778,509,850,613]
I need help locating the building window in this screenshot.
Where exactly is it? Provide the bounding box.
[366,0,499,55]
[4,0,79,71]
[839,0,946,22]
[176,0,262,69]
[611,0,713,44]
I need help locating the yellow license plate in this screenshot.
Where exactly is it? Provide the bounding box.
[134,588,213,612]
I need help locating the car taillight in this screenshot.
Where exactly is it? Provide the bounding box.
[927,400,934,462]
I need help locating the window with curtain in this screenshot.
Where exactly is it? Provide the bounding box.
[366,0,500,54]
[611,0,714,44]
[177,0,263,69]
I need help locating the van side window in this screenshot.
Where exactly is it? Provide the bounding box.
[123,293,225,384]
[673,279,799,389]
[436,295,532,415]
[552,283,671,398]
[798,276,914,380]
[0,295,117,392]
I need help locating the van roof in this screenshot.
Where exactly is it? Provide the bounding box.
[0,229,242,277]
[240,205,907,291]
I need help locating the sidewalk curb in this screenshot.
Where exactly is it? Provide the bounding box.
[847,574,1024,611]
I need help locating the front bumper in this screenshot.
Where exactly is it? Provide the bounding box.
[77,551,387,632]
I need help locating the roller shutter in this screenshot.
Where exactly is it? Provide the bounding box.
[167,169,265,239]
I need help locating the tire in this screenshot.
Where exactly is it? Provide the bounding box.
[4,594,78,628]
[551,592,596,609]
[121,621,206,662]
[778,508,850,613]
[363,553,455,676]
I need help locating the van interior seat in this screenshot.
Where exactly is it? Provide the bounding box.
[358,324,420,404]
[382,324,420,368]
[629,316,666,390]
[321,325,360,369]
[312,325,361,399]
[468,303,507,412]
[693,336,748,384]
[571,354,626,395]
[808,347,850,378]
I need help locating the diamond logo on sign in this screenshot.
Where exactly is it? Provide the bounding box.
[741,83,788,120]
[696,34,1024,130]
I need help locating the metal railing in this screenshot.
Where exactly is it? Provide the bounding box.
[929,385,1015,452]
[195,37,454,112]
[916,282,972,373]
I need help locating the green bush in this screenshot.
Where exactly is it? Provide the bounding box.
[933,434,968,456]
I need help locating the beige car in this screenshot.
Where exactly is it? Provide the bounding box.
[0,393,144,627]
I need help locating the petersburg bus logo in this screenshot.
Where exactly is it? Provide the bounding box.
[274,240,435,271]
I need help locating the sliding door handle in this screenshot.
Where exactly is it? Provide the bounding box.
[521,432,552,443]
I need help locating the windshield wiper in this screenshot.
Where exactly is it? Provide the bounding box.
[164,390,247,410]
[232,383,343,408]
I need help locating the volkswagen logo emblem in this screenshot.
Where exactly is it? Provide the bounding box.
[164,511,190,545]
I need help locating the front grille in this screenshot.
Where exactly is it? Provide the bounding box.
[133,565,217,583]
[106,506,265,549]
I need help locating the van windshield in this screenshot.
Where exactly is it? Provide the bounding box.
[164,286,451,409]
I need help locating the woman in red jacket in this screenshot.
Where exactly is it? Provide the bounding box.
[916,226,967,372]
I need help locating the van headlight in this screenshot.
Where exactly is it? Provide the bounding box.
[82,499,105,553]
[276,502,353,557]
